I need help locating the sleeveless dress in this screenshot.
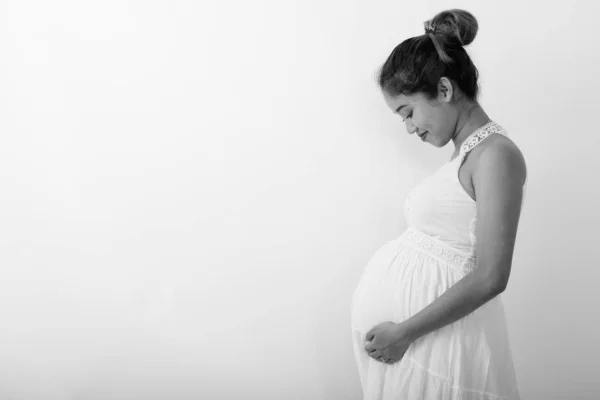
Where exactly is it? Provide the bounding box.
[350,121,523,400]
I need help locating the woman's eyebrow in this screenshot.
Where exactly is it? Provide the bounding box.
[395,104,407,113]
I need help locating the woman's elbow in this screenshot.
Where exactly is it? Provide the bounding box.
[491,278,508,295]
[478,269,509,296]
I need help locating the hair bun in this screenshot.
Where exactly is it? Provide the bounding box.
[424,9,478,47]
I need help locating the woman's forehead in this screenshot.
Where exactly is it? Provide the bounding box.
[384,92,422,110]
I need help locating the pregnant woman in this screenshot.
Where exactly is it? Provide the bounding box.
[351,9,526,400]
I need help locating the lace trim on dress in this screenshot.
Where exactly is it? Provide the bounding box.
[458,121,505,165]
[402,227,476,274]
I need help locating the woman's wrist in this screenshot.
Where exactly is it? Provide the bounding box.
[394,321,420,343]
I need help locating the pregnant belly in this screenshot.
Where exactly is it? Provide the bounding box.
[350,240,461,334]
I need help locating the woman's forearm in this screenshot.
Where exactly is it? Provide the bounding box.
[401,270,505,342]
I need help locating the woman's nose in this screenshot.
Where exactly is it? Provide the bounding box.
[405,119,417,135]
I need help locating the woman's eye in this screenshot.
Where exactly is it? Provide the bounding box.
[402,113,413,122]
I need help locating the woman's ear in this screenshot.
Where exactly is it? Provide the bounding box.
[437,77,454,102]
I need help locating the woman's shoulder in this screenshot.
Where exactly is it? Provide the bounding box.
[469,131,527,185]
[476,128,522,155]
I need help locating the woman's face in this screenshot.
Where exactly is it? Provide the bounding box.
[383,78,457,147]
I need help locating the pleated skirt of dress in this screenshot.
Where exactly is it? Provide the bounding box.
[350,227,521,400]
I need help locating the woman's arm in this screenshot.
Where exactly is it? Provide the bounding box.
[397,141,527,342]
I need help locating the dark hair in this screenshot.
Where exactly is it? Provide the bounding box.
[377,9,480,102]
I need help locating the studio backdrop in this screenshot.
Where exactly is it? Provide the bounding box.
[0,0,598,399]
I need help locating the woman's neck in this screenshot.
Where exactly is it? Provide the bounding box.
[451,103,491,150]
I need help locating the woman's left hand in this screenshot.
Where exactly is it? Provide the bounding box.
[365,321,413,364]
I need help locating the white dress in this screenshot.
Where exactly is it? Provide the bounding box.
[350,121,523,400]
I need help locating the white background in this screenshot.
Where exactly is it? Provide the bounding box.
[0,0,598,399]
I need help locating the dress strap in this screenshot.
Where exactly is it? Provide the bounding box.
[458,121,505,165]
